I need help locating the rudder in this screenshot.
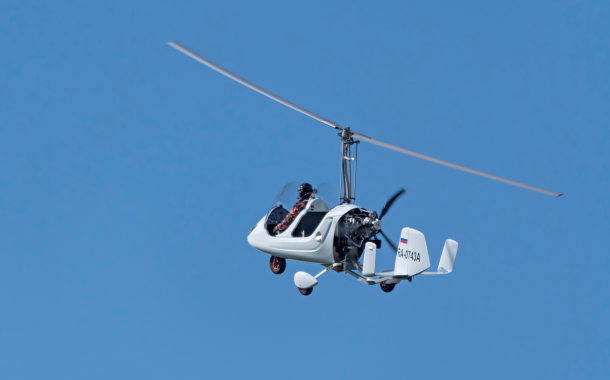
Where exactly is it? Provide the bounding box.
[394,228,430,276]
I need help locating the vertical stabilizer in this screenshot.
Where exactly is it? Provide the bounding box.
[394,228,430,276]
[362,242,376,277]
[438,239,458,273]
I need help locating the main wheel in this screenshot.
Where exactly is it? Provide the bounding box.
[298,287,313,296]
[269,256,286,275]
[380,282,395,293]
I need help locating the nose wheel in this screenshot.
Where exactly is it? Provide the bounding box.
[380,282,395,293]
[298,287,313,296]
[269,256,286,275]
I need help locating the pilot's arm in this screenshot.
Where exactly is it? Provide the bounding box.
[273,201,306,235]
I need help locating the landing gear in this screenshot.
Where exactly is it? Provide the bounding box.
[269,256,286,275]
[298,287,313,296]
[380,282,395,293]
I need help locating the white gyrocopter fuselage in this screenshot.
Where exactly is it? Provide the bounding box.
[247,183,459,296]
[248,195,350,265]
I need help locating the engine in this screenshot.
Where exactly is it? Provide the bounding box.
[340,208,381,247]
[333,208,381,266]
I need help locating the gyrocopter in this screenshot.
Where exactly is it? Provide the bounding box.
[168,42,562,296]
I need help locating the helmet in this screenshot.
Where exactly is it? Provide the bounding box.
[298,183,313,198]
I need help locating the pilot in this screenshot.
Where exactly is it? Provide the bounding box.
[273,183,313,235]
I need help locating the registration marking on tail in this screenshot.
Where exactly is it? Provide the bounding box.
[400,238,408,244]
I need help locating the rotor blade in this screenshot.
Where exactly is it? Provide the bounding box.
[379,230,398,253]
[379,187,409,220]
[353,132,562,197]
[168,42,343,131]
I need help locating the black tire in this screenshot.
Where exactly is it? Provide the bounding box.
[380,282,395,293]
[298,287,313,296]
[269,256,286,275]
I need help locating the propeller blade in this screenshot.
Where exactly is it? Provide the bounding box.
[168,42,343,131]
[379,187,409,220]
[353,132,562,197]
[379,230,398,253]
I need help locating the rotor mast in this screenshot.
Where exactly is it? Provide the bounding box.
[339,128,359,204]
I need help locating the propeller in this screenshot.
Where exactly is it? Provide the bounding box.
[377,187,410,252]
[379,229,397,252]
[379,187,409,220]
[168,41,562,197]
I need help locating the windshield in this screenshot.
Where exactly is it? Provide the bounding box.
[271,182,300,209]
[270,182,336,209]
[314,182,336,208]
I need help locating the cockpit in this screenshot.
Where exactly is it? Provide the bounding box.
[264,182,332,237]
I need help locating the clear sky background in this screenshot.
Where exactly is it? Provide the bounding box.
[1,0,609,378]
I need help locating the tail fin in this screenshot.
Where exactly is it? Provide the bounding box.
[438,239,458,273]
[394,228,431,276]
[362,242,377,277]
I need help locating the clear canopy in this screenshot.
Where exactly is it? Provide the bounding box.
[270,182,335,210]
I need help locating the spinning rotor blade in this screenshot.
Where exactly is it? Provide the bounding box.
[353,132,562,197]
[379,187,409,220]
[379,230,398,253]
[168,42,343,131]
[168,42,561,197]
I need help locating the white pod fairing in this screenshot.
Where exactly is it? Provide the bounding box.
[294,271,318,289]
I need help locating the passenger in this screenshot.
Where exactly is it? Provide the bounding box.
[273,183,313,235]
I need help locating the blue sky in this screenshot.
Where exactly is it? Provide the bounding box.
[1,0,609,378]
